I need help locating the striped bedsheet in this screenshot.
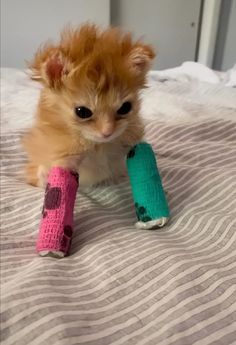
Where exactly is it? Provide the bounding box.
[1,64,236,345]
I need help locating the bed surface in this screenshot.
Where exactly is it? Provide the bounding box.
[1,62,236,345]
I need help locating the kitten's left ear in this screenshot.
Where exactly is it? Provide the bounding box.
[128,43,155,74]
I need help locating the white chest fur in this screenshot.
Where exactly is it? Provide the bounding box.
[79,143,129,187]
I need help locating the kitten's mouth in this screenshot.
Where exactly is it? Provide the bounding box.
[84,133,119,143]
[82,125,127,143]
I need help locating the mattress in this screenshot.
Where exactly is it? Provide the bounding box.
[1,62,236,345]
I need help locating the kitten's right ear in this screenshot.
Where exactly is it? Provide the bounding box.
[28,44,71,88]
[128,43,155,75]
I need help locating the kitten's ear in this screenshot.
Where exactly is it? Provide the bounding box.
[28,44,72,88]
[128,43,155,74]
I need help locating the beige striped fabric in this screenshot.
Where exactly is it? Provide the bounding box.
[1,69,236,345]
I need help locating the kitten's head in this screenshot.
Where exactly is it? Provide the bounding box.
[30,24,155,143]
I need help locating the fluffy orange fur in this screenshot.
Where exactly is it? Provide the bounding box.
[23,24,155,187]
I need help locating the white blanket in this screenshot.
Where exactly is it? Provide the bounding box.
[1,62,236,345]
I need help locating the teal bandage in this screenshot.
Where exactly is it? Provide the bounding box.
[126,142,170,229]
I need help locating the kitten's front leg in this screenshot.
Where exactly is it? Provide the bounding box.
[25,163,49,188]
[26,155,83,188]
[52,154,84,172]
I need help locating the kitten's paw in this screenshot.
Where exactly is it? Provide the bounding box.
[38,250,65,258]
[37,165,49,188]
[135,217,169,230]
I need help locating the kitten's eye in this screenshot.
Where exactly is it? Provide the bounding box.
[117,102,132,115]
[75,106,93,119]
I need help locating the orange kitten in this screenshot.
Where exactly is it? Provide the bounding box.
[23,24,155,187]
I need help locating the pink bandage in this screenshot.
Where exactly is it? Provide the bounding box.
[36,167,79,257]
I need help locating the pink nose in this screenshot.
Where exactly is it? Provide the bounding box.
[102,130,114,138]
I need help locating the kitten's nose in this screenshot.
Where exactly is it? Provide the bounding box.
[101,128,114,138]
[102,132,112,138]
[100,121,115,139]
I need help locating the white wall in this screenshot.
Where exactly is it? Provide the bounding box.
[111,0,202,70]
[1,0,110,68]
[2,0,234,71]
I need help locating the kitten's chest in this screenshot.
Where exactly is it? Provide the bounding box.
[79,143,130,186]
[86,143,129,170]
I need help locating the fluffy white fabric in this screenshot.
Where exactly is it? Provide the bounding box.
[141,62,236,124]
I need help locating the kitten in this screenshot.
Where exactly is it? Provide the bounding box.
[23,24,155,187]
